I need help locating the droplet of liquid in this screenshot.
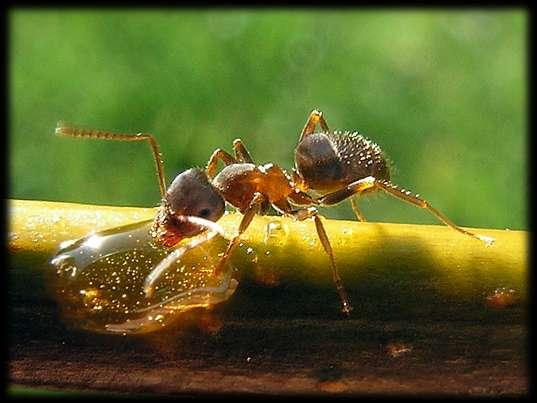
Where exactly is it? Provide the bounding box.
[245,246,258,264]
[486,287,519,309]
[263,220,289,245]
[385,342,413,358]
[49,219,237,334]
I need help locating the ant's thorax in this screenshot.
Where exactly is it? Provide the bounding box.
[212,162,294,212]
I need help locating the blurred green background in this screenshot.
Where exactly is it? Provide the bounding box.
[10,9,527,230]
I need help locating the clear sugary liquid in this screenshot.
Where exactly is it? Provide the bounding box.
[49,219,237,334]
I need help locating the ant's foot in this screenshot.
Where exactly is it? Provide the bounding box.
[477,235,495,247]
[341,302,353,317]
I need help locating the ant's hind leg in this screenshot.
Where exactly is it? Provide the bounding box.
[317,177,377,206]
[318,176,494,246]
[206,148,236,178]
[299,109,331,142]
[350,196,367,222]
[375,180,494,246]
[212,192,266,277]
[232,139,254,163]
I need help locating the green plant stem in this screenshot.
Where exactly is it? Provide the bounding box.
[8,199,527,318]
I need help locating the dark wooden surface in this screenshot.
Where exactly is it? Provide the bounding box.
[9,279,527,397]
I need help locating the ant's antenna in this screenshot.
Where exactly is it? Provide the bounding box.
[55,122,167,198]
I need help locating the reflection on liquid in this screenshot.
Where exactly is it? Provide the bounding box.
[50,219,237,334]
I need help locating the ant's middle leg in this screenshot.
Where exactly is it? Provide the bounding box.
[212,192,266,277]
[299,109,331,142]
[206,148,236,178]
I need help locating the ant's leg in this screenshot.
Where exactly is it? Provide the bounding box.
[276,199,352,316]
[299,109,331,142]
[375,180,494,245]
[319,177,494,245]
[206,148,236,178]
[312,211,352,315]
[232,139,254,163]
[287,188,318,206]
[350,196,367,222]
[213,192,266,277]
[143,215,226,298]
[317,177,377,206]
[55,123,167,198]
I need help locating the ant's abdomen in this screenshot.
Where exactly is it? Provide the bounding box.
[329,131,390,184]
[295,131,390,193]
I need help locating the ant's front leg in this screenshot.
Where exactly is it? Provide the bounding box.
[212,192,266,277]
[206,138,256,178]
[299,109,331,142]
[144,216,227,298]
[206,149,236,178]
[232,139,254,163]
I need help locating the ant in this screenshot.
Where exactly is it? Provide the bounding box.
[55,110,493,321]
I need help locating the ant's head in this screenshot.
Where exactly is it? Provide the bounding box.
[153,168,225,246]
[166,167,226,225]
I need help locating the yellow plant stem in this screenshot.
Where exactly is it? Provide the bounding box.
[8,199,527,316]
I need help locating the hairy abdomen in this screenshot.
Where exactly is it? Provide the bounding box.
[295,131,390,194]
